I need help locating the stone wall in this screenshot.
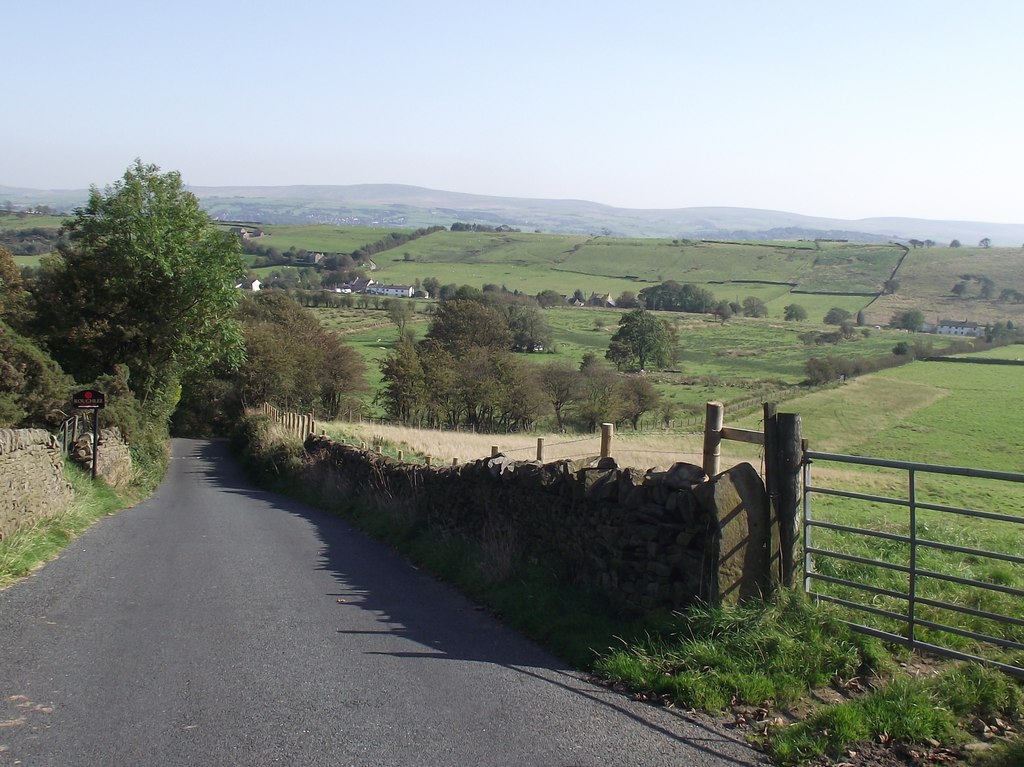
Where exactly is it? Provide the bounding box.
[70,428,133,488]
[301,434,778,612]
[0,428,75,541]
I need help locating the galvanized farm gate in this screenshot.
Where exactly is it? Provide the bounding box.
[802,450,1024,677]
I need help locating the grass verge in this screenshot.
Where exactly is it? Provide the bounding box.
[0,460,128,588]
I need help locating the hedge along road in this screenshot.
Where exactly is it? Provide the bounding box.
[0,439,768,767]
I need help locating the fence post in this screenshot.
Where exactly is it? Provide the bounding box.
[536,437,545,462]
[775,413,803,588]
[398,449,404,462]
[426,456,433,467]
[600,423,614,459]
[703,401,724,477]
[452,457,458,466]
[491,445,499,458]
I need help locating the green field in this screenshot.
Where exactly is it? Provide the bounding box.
[726,352,1024,661]
[228,224,406,254]
[0,214,66,230]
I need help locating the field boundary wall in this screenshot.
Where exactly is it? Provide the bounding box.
[298,432,778,612]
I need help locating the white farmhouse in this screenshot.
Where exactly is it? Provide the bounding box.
[936,319,981,337]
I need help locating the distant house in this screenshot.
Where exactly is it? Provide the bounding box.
[345,277,375,293]
[230,227,265,240]
[235,278,262,292]
[588,292,616,308]
[936,319,981,337]
[367,284,415,298]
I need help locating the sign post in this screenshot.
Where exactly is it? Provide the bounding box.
[72,389,105,480]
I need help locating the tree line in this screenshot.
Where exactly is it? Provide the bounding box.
[377,297,669,433]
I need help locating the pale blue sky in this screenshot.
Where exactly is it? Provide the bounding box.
[3,1,1022,222]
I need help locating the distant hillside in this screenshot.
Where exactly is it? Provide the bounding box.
[3,182,1024,245]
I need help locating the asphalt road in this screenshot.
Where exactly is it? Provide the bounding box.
[0,438,769,766]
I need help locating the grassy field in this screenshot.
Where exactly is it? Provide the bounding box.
[0,214,66,230]
[865,244,1024,327]
[228,224,405,253]
[725,351,1024,665]
[233,225,1024,329]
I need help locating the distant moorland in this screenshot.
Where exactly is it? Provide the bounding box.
[4,182,1024,243]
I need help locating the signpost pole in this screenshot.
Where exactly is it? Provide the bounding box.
[91,410,100,480]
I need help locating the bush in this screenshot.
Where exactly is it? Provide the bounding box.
[0,321,74,428]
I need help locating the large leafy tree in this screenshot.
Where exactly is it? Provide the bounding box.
[32,160,245,412]
[233,292,366,417]
[606,308,674,371]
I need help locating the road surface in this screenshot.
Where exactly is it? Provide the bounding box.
[0,439,769,766]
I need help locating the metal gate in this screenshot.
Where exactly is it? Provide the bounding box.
[802,450,1024,677]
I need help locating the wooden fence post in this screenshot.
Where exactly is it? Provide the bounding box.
[775,413,803,588]
[703,401,724,477]
[426,456,433,467]
[600,423,614,459]
[536,437,545,462]
[491,445,499,458]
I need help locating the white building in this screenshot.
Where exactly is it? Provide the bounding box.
[366,284,415,298]
[936,319,981,337]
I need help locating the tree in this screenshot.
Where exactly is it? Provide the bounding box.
[30,160,245,411]
[503,301,551,350]
[378,336,426,422]
[741,296,768,318]
[783,304,807,321]
[0,245,28,324]
[619,376,661,430]
[425,299,512,353]
[575,356,620,431]
[421,276,441,299]
[890,309,925,332]
[824,307,852,325]
[615,290,641,308]
[979,237,992,248]
[231,293,366,417]
[535,289,564,308]
[538,362,579,431]
[384,298,415,335]
[713,300,733,323]
[606,308,674,371]
[949,239,961,248]
[883,279,900,294]
[638,281,716,313]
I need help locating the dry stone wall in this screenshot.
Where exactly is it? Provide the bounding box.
[302,435,777,612]
[71,428,133,488]
[0,428,75,541]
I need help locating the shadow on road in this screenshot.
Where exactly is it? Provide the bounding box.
[185,439,765,766]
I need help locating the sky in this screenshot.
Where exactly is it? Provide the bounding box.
[2,1,1022,223]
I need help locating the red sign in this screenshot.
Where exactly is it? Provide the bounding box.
[72,389,106,409]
